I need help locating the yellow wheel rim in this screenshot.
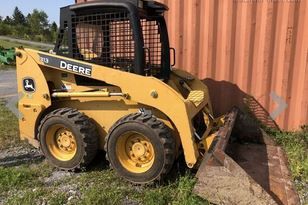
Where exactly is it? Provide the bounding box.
[116,131,155,173]
[46,124,77,161]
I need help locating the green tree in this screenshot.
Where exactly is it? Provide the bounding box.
[27,9,49,36]
[12,7,26,25]
[3,16,13,25]
[26,13,31,22]
[12,25,25,38]
[0,8,56,43]
[0,16,12,35]
[50,22,58,32]
[0,23,11,35]
[49,21,58,42]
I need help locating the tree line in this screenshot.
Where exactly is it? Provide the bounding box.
[0,7,58,43]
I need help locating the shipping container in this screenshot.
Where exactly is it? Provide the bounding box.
[75,0,308,131]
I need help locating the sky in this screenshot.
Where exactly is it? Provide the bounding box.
[0,0,75,24]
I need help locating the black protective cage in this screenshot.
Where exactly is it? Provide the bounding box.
[54,0,171,80]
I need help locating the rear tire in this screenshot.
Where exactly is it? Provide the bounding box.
[105,112,176,184]
[38,108,99,171]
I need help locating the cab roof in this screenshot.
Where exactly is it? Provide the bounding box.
[71,0,168,14]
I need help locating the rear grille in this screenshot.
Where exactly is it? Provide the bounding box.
[68,11,163,75]
[141,19,162,76]
[72,11,135,72]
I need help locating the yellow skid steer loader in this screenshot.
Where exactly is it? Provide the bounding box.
[15,1,299,204]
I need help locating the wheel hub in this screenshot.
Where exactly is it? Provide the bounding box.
[56,129,76,151]
[116,132,155,173]
[46,125,77,161]
[128,137,153,164]
[56,130,76,152]
[59,136,70,147]
[132,142,146,157]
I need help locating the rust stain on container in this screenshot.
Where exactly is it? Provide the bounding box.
[75,0,308,131]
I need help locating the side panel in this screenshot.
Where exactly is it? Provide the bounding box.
[16,50,51,147]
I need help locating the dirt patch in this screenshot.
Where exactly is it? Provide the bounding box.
[0,146,43,167]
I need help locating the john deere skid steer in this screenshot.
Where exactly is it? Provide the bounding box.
[15,1,299,204]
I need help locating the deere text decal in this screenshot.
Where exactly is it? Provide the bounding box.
[39,54,92,76]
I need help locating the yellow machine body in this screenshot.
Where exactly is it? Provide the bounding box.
[16,47,300,205]
[16,48,216,168]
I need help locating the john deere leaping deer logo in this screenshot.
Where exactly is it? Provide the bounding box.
[23,78,36,93]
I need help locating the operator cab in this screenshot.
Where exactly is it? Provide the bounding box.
[54,0,173,81]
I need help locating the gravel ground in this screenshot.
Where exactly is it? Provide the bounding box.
[0,70,18,116]
[0,146,43,167]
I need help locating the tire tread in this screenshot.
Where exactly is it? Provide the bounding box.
[38,108,98,171]
[104,112,175,182]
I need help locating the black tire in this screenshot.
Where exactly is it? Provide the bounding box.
[38,108,99,171]
[105,112,176,184]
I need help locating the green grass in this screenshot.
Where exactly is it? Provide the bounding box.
[0,101,306,204]
[0,101,21,149]
[1,163,206,205]
[0,39,44,50]
[0,102,206,204]
[0,163,52,193]
[70,170,206,205]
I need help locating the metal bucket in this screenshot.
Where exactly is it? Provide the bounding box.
[194,108,299,205]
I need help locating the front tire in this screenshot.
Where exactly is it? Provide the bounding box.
[38,108,99,171]
[105,112,176,184]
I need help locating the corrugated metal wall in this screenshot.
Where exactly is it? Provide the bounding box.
[75,0,308,131]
